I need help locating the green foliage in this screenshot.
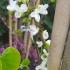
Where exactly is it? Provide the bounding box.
[43,43,50,49]
[20,58,30,68]
[21,58,30,66]
[22,18,31,23]
[51,0,56,3]
[18,0,29,3]
[0,58,2,70]
[0,0,8,16]
[16,29,23,36]
[0,47,21,70]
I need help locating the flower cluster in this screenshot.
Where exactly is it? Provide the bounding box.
[6,0,50,70]
[36,49,49,70]
[7,0,28,18]
[7,0,48,22]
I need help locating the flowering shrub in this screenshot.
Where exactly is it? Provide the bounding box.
[0,0,52,70]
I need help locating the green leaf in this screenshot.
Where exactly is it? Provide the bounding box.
[21,58,30,67]
[51,0,56,3]
[22,18,31,23]
[0,58,2,70]
[1,47,21,70]
[43,43,50,49]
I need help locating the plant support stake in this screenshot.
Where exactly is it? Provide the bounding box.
[47,0,70,70]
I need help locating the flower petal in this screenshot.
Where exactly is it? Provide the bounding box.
[36,41,43,48]
[38,4,48,15]
[29,24,39,36]
[42,30,49,40]
[29,12,40,22]
[15,11,22,18]
[43,4,49,10]
[20,4,28,12]
[7,0,17,11]
[35,13,40,22]
[46,40,51,45]
[39,10,48,15]
[7,5,14,11]
[35,65,41,70]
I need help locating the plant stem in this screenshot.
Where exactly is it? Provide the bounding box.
[36,0,40,6]
[9,11,12,47]
[24,25,29,54]
[14,18,18,48]
[26,33,32,58]
[25,0,40,58]
[15,18,18,31]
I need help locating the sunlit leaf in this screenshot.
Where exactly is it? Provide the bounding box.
[1,47,21,70]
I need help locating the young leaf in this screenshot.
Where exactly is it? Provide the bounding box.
[20,58,30,67]
[1,47,21,70]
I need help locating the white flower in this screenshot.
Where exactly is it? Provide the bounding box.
[43,49,49,56]
[7,0,28,18]
[41,60,47,66]
[35,59,48,70]
[20,24,39,36]
[29,24,39,36]
[36,63,48,70]
[36,49,48,70]
[41,49,49,61]
[42,30,49,40]
[29,4,48,22]
[15,4,28,18]
[29,12,40,22]
[36,41,43,48]
[7,0,17,11]
[46,40,51,45]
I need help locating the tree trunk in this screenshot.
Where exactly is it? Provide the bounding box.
[47,0,70,70]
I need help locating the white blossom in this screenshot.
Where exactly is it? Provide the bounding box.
[36,41,43,48]
[42,30,49,40]
[41,49,49,61]
[43,49,49,57]
[29,24,39,36]
[36,58,48,70]
[15,4,28,18]
[7,0,28,18]
[29,4,49,22]
[36,65,48,70]
[20,24,39,36]
[46,40,51,45]
[7,0,17,11]
[35,49,48,70]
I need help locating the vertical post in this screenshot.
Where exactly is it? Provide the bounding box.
[47,0,70,70]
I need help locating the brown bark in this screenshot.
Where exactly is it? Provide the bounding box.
[61,26,70,70]
[47,0,70,70]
